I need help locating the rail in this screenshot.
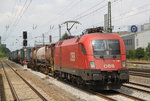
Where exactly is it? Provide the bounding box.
[129,82,150,89]
[1,61,20,101]
[3,61,48,101]
[122,85,150,94]
[129,71,150,78]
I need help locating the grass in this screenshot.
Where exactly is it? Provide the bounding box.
[127,59,150,63]
[0,57,8,60]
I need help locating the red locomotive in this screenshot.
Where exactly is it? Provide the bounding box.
[10,32,129,90]
[54,33,128,90]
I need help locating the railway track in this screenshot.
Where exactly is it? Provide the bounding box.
[89,90,116,101]
[129,82,150,89]
[47,72,145,101]
[128,67,150,78]
[129,71,150,78]
[7,61,116,101]
[128,68,150,73]
[95,90,145,101]
[127,62,150,65]
[7,60,148,101]
[63,82,146,101]
[1,61,19,101]
[122,84,150,94]
[111,90,144,101]
[1,61,48,101]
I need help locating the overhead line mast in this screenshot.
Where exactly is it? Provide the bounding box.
[108,1,112,33]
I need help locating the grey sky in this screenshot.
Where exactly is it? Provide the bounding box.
[0,0,150,51]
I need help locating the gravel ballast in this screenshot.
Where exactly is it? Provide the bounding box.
[7,60,150,101]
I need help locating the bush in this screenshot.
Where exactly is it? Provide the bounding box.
[127,43,150,61]
[0,45,10,58]
[143,54,149,60]
[127,50,136,59]
[135,47,145,59]
[146,43,150,57]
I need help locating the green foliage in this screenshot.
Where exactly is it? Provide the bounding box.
[135,47,145,59]
[146,43,150,57]
[127,50,136,59]
[127,43,150,60]
[0,45,10,58]
[60,32,69,40]
[60,32,75,40]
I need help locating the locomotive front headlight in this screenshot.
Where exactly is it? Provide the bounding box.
[90,61,96,68]
[122,61,126,68]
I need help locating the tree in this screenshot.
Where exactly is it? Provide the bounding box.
[60,32,75,40]
[146,43,150,57]
[0,45,10,57]
[127,50,136,59]
[135,47,145,59]
[60,32,69,40]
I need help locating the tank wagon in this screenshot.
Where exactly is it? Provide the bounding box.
[28,44,55,73]
[10,33,129,90]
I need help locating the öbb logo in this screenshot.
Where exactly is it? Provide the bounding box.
[103,64,115,68]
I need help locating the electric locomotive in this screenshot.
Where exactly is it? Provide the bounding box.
[54,33,129,90]
[9,27,129,90]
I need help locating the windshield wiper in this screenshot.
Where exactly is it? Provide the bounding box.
[100,56,104,58]
[113,55,117,58]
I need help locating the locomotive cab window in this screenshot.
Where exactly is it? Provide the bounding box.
[92,40,121,58]
[92,40,106,56]
[108,40,120,55]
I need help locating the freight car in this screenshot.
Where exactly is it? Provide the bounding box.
[10,32,129,90]
[28,44,55,73]
[20,47,32,65]
[12,50,19,62]
[9,47,32,65]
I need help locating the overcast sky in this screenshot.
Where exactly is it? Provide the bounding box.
[0,0,150,51]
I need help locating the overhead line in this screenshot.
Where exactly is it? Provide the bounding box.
[13,0,28,27]
[4,0,32,42]
[40,0,82,28]
[3,0,28,41]
[72,0,106,20]
[71,6,150,34]
[75,4,107,20]
[40,0,107,38]
[73,0,121,20]
[14,0,32,26]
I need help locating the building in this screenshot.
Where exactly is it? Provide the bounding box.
[120,23,150,51]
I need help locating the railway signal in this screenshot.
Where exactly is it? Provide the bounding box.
[23,31,27,46]
[23,40,27,46]
[23,31,27,39]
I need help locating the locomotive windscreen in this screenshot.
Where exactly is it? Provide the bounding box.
[92,40,120,58]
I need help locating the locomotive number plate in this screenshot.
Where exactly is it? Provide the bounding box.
[70,52,75,62]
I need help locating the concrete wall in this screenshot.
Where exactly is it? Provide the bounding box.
[121,34,135,51]
[135,30,150,49]
[143,23,150,31]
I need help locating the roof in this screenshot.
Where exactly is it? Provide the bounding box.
[120,29,150,37]
[55,33,121,47]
